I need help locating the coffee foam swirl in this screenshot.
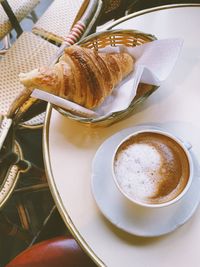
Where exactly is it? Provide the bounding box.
[114,132,190,204]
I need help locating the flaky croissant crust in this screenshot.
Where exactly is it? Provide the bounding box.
[19,45,134,109]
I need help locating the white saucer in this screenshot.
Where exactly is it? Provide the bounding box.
[91,125,200,237]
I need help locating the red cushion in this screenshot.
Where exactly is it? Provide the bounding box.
[6,236,97,267]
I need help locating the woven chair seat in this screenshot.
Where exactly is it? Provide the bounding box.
[0,0,40,40]
[0,31,58,126]
[104,0,121,13]
[32,0,87,44]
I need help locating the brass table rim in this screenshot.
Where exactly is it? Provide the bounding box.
[43,104,105,267]
[107,3,200,30]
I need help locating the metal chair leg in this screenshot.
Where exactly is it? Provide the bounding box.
[0,35,11,55]
[26,10,38,23]
[30,10,38,23]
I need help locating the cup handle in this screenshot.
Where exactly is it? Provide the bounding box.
[178,137,192,150]
[182,141,192,151]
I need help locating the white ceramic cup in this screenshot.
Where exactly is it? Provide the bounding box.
[112,129,194,208]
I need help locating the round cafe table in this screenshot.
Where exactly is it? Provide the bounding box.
[44,4,200,267]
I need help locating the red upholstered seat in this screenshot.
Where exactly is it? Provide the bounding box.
[6,236,97,267]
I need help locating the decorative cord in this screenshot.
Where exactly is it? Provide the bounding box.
[64,21,86,46]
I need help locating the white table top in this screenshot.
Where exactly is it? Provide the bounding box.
[44,4,200,267]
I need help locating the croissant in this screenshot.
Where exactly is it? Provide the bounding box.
[19,45,134,109]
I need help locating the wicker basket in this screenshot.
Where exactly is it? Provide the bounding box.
[55,29,157,127]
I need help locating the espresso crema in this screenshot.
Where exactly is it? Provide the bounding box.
[114,132,190,204]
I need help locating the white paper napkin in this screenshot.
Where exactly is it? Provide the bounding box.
[31,38,183,118]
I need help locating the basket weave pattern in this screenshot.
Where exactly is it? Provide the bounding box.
[0,0,39,39]
[80,30,155,50]
[104,0,121,13]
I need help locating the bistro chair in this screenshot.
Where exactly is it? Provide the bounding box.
[32,0,102,44]
[0,0,40,53]
[100,0,129,23]
[0,0,102,211]
[5,235,97,267]
[0,1,102,264]
[0,31,58,124]
[0,37,58,255]
[0,2,102,264]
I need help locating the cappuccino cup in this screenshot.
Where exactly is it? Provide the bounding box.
[112,129,193,208]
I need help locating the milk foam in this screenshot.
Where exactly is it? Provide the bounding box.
[114,132,190,204]
[114,144,162,201]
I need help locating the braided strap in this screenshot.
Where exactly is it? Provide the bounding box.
[64,21,86,46]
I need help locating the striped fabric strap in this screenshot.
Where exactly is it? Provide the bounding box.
[64,21,86,45]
